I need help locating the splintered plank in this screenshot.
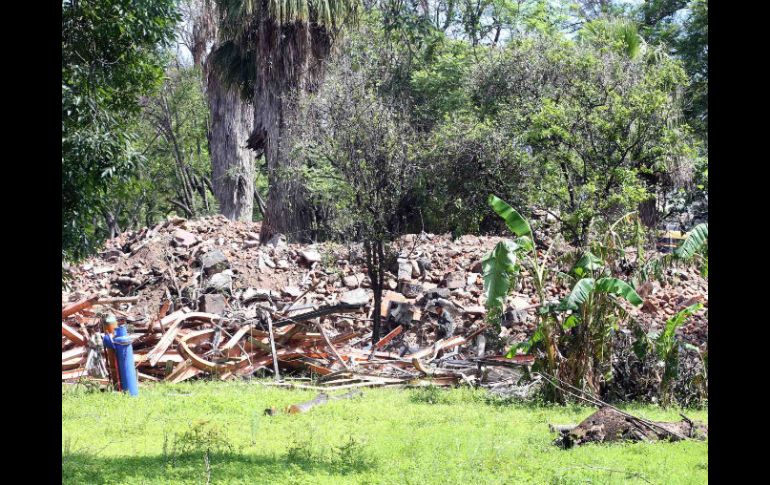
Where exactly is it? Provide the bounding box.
[166,359,203,383]
[62,323,87,346]
[62,347,86,362]
[62,368,88,380]
[62,296,100,318]
[221,325,252,351]
[405,335,468,360]
[145,314,187,366]
[375,325,403,349]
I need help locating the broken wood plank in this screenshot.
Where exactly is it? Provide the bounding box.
[62,322,87,346]
[375,325,403,349]
[62,296,100,318]
[145,315,185,366]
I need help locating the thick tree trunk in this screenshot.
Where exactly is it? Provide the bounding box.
[206,70,255,221]
[252,21,331,243]
[255,95,313,241]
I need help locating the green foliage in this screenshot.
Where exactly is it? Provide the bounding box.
[633,302,705,406]
[470,34,695,244]
[481,240,520,316]
[62,0,180,261]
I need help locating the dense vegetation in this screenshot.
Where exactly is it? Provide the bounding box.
[62,0,708,260]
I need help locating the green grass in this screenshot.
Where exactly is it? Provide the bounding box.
[62,381,708,484]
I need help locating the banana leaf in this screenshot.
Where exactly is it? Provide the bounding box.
[482,240,519,312]
[488,195,532,237]
[595,278,643,306]
[674,223,708,260]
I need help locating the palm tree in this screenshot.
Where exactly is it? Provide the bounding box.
[211,0,359,241]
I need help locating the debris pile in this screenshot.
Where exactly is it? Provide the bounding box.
[62,215,707,387]
[552,406,708,448]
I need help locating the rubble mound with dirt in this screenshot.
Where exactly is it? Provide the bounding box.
[62,215,707,388]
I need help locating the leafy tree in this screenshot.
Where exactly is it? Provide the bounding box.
[470,33,696,244]
[287,52,421,343]
[62,0,179,261]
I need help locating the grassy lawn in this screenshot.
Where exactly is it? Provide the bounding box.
[62,381,708,484]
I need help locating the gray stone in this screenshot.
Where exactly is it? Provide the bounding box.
[343,275,360,289]
[172,229,198,248]
[401,281,423,299]
[206,273,232,293]
[398,262,413,282]
[340,288,370,306]
[200,250,229,276]
[411,260,421,278]
[466,273,480,287]
[300,249,322,264]
[277,260,290,269]
[445,271,466,289]
[199,294,226,315]
[266,233,287,248]
[242,288,280,301]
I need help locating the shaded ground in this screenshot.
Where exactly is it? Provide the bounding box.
[62,381,708,484]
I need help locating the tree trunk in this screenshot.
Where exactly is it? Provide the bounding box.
[189,0,255,222]
[252,21,332,243]
[206,69,255,221]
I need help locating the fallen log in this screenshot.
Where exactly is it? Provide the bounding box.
[556,406,708,448]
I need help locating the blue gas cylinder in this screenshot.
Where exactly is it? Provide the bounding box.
[111,326,139,396]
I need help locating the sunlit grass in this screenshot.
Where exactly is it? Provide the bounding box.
[62,381,707,484]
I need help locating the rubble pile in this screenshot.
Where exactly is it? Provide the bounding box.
[61,215,707,388]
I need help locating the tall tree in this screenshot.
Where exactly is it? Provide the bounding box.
[62,0,179,261]
[211,0,359,242]
[181,0,257,221]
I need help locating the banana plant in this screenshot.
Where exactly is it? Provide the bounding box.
[542,253,643,393]
[482,195,561,385]
[639,222,709,283]
[633,302,705,406]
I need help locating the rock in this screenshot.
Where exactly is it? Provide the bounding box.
[340,288,370,306]
[510,297,530,311]
[386,279,398,290]
[277,260,290,269]
[466,273,480,287]
[199,294,226,315]
[398,262,413,282]
[242,288,280,302]
[410,260,421,278]
[206,273,232,293]
[401,281,423,299]
[462,305,486,316]
[200,250,229,276]
[445,271,466,289]
[283,286,302,298]
[417,257,432,273]
[343,275,360,289]
[266,234,287,248]
[300,249,322,264]
[421,288,451,301]
[470,260,483,273]
[637,281,655,298]
[262,256,276,269]
[641,299,659,314]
